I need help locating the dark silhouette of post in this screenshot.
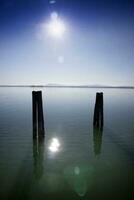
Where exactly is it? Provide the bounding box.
[93,127,103,156]
[32,91,37,138]
[37,91,45,137]
[93,92,104,128]
[33,137,44,180]
[32,91,45,139]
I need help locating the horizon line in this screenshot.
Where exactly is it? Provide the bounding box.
[0,84,134,89]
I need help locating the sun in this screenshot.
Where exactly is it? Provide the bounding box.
[46,12,66,39]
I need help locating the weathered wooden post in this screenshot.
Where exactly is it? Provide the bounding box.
[37,91,45,138]
[32,91,45,139]
[100,92,104,127]
[93,127,103,155]
[33,137,44,179]
[32,91,37,139]
[93,92,104,128]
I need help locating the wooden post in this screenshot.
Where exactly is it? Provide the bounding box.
[100,92,104,127]
[37,91,45,138]
[32,91,45,139]
[93,92,104,128]
[33,137,44,179]
[32,91,37,139]
[93,127,103,155]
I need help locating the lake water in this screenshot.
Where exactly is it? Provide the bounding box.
[0,87,134,200]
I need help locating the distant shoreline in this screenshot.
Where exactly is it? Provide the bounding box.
[0,85,134,89]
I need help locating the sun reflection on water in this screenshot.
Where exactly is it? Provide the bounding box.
[48,138,60,153]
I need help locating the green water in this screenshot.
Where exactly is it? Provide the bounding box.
[0,87,134,200]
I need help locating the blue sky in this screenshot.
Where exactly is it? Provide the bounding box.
[0,0,134,85]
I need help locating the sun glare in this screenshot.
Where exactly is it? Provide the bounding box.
[38,12,67,40]
[46,12,66,38]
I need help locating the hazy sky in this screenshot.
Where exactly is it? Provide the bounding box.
[0,0,134,85]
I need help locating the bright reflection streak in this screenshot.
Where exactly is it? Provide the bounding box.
[49,138,60,152]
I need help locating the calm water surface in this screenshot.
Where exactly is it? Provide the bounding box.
[0,87,134,200]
